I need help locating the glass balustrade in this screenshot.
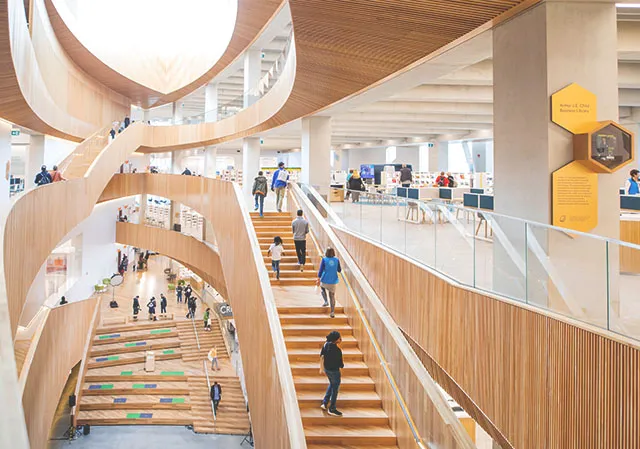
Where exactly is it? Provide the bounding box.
[303,185,640,342]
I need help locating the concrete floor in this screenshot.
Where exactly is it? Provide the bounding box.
[48,426,246,449]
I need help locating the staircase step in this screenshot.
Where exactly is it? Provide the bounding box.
[93,331,179,346]
[280,313,348,324]
[279,306,345,315]
[268,271,317,279]
[300,407,389,426]
[285,335,357,349]
[271,278,317,286]
[96,321,176,335]
[304,425,396,445]
[282,324,353,337]
[294,375,375,391]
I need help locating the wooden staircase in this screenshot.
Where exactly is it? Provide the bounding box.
[251,212,317,286]
[188,376,250,435]
[279,306,398,448]
[251,211,398,447]
[176,320,228,362]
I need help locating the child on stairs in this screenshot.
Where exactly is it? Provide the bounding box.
[268,236,285,281]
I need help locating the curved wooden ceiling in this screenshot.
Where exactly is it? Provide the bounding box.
[45,0,285,108]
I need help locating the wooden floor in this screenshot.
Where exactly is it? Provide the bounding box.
[76,256,249,435]
[251,212,399,448]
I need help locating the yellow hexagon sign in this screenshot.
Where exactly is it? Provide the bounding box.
[551,83,597,134]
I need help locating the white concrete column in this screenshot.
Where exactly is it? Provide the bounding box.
[143,109,151,123]
[204,83,219,122]
[0,119,29,447]
[203,146,218,178]
[172,102,183,124]
[301,116,332,196]
[243,49,262,107]
[25,135,45,190]
[170,151,182,230]
[242,137,261,195]
[493,0,619,314]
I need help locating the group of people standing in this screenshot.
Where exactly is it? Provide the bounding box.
[110,115,131,140]
[131,293,167,321]
[176,284,198,318]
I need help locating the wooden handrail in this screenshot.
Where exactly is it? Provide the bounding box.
[17,307,50,392]
[71,298,102,427]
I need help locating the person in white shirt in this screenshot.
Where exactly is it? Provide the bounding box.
[268,236,285,280]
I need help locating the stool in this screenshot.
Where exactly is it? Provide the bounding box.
[475,213,493,238]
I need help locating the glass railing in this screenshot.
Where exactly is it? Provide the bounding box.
[303,185,640,342]
[171,32,294,125]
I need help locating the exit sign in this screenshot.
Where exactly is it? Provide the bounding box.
[11,129,19,136]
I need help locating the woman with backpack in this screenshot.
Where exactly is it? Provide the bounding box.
[147,296,157,321]
[252,171,268,217]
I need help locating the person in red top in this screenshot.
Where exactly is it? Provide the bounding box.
[435,171,449,187]
[49,165,66,182]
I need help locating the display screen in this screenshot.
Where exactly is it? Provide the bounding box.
[590,124,632,170]
[360,164,375,179]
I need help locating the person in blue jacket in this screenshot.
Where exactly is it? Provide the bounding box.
[625,169,640,195]
[271,161,289,212]
[317,247,342,318]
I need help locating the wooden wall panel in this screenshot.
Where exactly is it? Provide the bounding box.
[98,173,306,449]
[335,227,640,449]
[21,299,98,449]
[114,222,228,299]
[620,219,640,274]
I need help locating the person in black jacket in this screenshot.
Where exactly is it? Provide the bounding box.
[160,293,167,315]
[347,172,364,203]
[210,381,222,414]
[35,165,52,186]
[124,116,130,128]
[181,167,192,176]
[132,296,140,320]
[176,285,183,303]
[319,331,344,416]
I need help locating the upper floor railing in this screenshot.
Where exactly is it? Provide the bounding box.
[172,32,294,125]
[301,184,640,343]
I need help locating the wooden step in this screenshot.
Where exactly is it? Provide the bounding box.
[304,425,396,445]
[82,387,190,396]
[268,270,317,279]
[264,256,313,264]
[279,307,345,315]
[84,375,188,382]
[282,323,353,337]
[300,407,389,426]
[76,410,192,426]
[294,375,375,391]
[270,278,317,286]
[280,313,349,324]
[86,352,181,369]
[80,401,190,411]
[297,391,382,408]
[90,340,180,357]
[249,212,290,217]
[93,330,178,346]
[288,348,363,362]
[96,321,176,334]
[285,335,357,349]
[290,361,370,376]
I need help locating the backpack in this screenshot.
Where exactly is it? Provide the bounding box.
[37,172,50,186]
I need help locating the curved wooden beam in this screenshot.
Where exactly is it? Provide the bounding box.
[21,299,99,449]
[45,0,285,108]
[114,222,228,299]
[0,0,129,141]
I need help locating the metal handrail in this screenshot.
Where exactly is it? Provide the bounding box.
[203,360,217,421]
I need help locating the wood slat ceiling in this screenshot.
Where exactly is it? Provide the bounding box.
[44,0,285,108]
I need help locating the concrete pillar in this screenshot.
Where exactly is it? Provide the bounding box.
[242,138,261,195]
[204,83,219,122]
[172,102,183,124]
[435,141,448,173]
[170,151,182,230]
[493,1,619,316]
[340,149,350,171]
[301,116,332,196]
[143,109,150,123]
[203,146,218,178]
[243,49,262,107]
[25,135,45,190]
[0,119,29,447]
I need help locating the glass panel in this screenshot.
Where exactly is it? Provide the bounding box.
[527,222,608,328]
[611,241,640,340]
[404,200,435,268]
[357,191,381,242]
[475,213,526,302]
[433,203,474,286]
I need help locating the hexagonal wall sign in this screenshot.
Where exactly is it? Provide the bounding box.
[551,83,597,134]
[573,121,635,173]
